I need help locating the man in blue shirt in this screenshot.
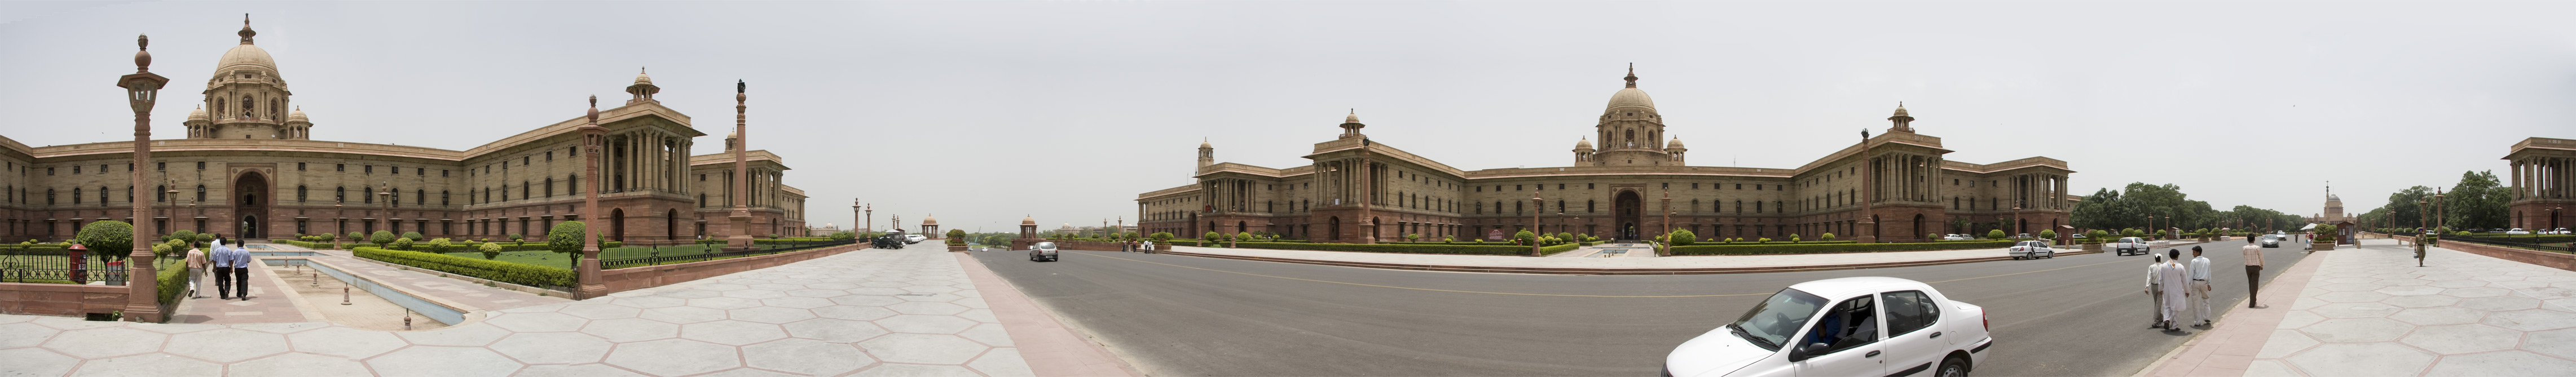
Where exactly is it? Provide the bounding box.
[210,236,237,300]
[221,238,252,300]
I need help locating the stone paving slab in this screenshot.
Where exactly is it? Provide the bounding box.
[169,255,316,325]
[0,248,1035,376]
[2152,238,2576,376]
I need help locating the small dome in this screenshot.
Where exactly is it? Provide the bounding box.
[633,68,654,86]
[1345,110,1360,124]
[1199,139,1212,149]
[1021,216,1036,225]
[920,215,938,225]
[1667,137,1685,149]
[1892,105,1910,117]
[1574,137,1593,149]
[287,107,307,122]
[187,106,208,121]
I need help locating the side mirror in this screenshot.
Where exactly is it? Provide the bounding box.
[1786,342,1829,362]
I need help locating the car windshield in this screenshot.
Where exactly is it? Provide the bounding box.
[1035,242,1057,249]
[1729,288,1829,352]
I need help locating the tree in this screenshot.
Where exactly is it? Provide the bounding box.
[391,237,415,251]
[508,233,526,245]
[477,241,504,260]
[1203,231,1223,242]
[1151,232,1174,241]
[2445,170,2511,230]
[75,220,134,262]
[371,230,397,249]
[549,221,587,269]
[168,230,199,248]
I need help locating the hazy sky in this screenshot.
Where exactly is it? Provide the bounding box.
[5,1,2571,232]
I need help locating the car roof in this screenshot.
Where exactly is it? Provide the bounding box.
[1785,277,1934,299]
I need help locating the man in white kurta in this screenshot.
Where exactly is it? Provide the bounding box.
[2147,255,2168,327]
[2159,250,2192,330]
[2189,247,2214,326]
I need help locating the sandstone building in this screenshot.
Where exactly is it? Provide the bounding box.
[1137,68,2076,243]
[2505,137,2575,231]
[0,20,807,245]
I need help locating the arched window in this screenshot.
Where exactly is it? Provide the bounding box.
[415,189,425,206]
[158,185,168,202]
[100,186,110,204]
[545,178,554,197]
[336,187,345,203]
[441,190,450,206]
[71,187,81,204]
[297,185,307,202]
[240,96,254,118]
[196,185,206,202]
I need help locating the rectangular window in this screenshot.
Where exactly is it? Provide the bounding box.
[46,167,54,175]
[157,162,165,171]
[1693,183,1699,189]
[336,163,345,172]
[418,168,426,176]
[297,162,306,171]
[699,174,706,181]
[442,170,450,177]
[197,161,206,170]
[1516,185,1523,191]
[547,151,554,161]
[365,165,374,174]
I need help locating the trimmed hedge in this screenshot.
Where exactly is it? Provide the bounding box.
[156,260,188,312]
[353,246,574,287]
[1540,242,1583,255]
[0,245,73,256]
[1671,240,2018,255]
[1231,242,1541,255]
[274,239,336,250]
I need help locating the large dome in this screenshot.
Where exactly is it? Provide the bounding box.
[215,43,275,74]
[1605,87,1655,112]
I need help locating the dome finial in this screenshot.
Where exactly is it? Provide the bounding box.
[1345,109,1359,123]
[238,14,256,45]
[1624,63,1637,88]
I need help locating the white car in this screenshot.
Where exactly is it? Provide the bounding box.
[2110,237,2152,256]
[2007,241,2054,260]
[903,234,927,244]
[1028,242,1060,262]
[1665,277,1992,377]
[1943,234,1973,241]
[2505,228,2531,235]
[2260,236,2281,248]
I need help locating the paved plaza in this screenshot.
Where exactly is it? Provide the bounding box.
[2149,238,2576,376]
[0,248,1053,376]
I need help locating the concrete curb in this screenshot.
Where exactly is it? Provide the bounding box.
[1158,249,2105,275]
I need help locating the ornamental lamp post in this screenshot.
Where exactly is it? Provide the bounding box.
[576,95,608,299]
[2433,188,2447,233]
[117,34,169,322]
[1856,128,1877,243]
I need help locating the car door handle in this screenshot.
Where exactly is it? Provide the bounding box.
[1930,331,1943,339]
[1865,351,1882,358]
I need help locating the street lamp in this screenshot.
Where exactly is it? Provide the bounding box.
[1529,194,1543,256]
[1856,128,1877,243]
[575,95,608,299]
[116,33,169,322]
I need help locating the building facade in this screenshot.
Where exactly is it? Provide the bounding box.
[1137,68,2077,243]
[0,20,805,245]
[2505,137,2576,231]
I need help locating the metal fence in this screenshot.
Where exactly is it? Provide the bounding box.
[2443,234,2573,253]
[0,254,131,285]
[599,239,857,269]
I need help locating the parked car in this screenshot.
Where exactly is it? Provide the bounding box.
[1943,234,1973,241]
[1028,242,1060,262]
[2260,235,2280,248]
[873,234,906,249]
[2014,233,2033,239]
[2007,241,2055,260]
[2505,228,2531,235]
[2548,228,2570,235]
[1663,277,1992,377]
[903,234,928,244]
[2111,237,2152,256]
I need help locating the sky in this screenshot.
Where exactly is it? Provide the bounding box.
[3,1,2571,233]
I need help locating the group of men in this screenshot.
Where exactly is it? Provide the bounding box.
[180,236,254,300]
[2144,237,2269,331]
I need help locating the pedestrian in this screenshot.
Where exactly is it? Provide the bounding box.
[183,242,208,299]
[2159,250,2192,331]
[2146,254,2167,329]
[1141,239,1155,254]
[2243,235,2266,308]
[210,236,236,300]
[221,238,252,300]
[2189,246,2214,327]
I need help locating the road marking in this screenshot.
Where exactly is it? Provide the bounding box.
[1065,251,1772,298]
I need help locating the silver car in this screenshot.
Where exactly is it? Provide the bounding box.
[1028,242,1059,262]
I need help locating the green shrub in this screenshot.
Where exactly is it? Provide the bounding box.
[2040,229,2058,239]
[391,237,415,251]
[1232,242,1540,255]
[157,258,188,310]
[1540,242,1582,255]
[1985,229,2006,239]
[1670,229,1698,246]
[354,246,575,287]
[549,221,587,269]
[477,241,504,260]
[371,230,397,249]
[1672,240,2017,255]
[425,238,453,254]
[401,232,425,243]
[74,220,135,262]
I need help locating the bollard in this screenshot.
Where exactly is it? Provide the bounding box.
[342,283,353,305]
[403,309,413,330]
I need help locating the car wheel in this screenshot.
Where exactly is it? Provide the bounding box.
[1937,356,1970,377]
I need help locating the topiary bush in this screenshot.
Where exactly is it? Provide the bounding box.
[1670,229,1698,246]
[401,232,425,243]
[391,237,415,251]
[549,221,587,269]
[371,230,397,249]
[74,220,134,262]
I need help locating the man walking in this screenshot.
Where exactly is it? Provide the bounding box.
[183,242,208,299]
[223,238,252,300]
[2244,236,2266,308]
[2158,250,2192,331]
[210,236,235,300]
[2147,254,2167,328]
[2189,246,2214,327]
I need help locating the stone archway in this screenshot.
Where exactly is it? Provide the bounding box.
[1913,214,1925,241]
[610,208,627,242]
[666,209,680,243]
[1328,217,1342,241]
[1615,190,1643,240]
[234,171,270,238]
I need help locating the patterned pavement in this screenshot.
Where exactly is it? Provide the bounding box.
[2242,239,2576,376]
[0,248,1034,376]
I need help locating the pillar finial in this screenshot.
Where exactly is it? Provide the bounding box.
[1624,63,1638,88]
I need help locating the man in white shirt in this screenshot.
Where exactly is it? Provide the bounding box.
[2189,246,2214,327]
[2146,255,2167,328]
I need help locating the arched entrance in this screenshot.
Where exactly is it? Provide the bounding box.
[1913,214,1925,241]
[610,208,627,242]
[1327,217,1342,241]
[1615,190,1643,240]
[234,172,269,238]
[1236,221,1247,234]
[666,210,680,242]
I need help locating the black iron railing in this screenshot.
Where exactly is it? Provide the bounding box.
[0,254,132,285]
[599,239,857,269]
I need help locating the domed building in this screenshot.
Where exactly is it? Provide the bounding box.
[1138,66,2077,243]
[0,19,808,244]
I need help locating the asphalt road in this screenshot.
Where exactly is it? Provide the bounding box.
[972,239,2313,376]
